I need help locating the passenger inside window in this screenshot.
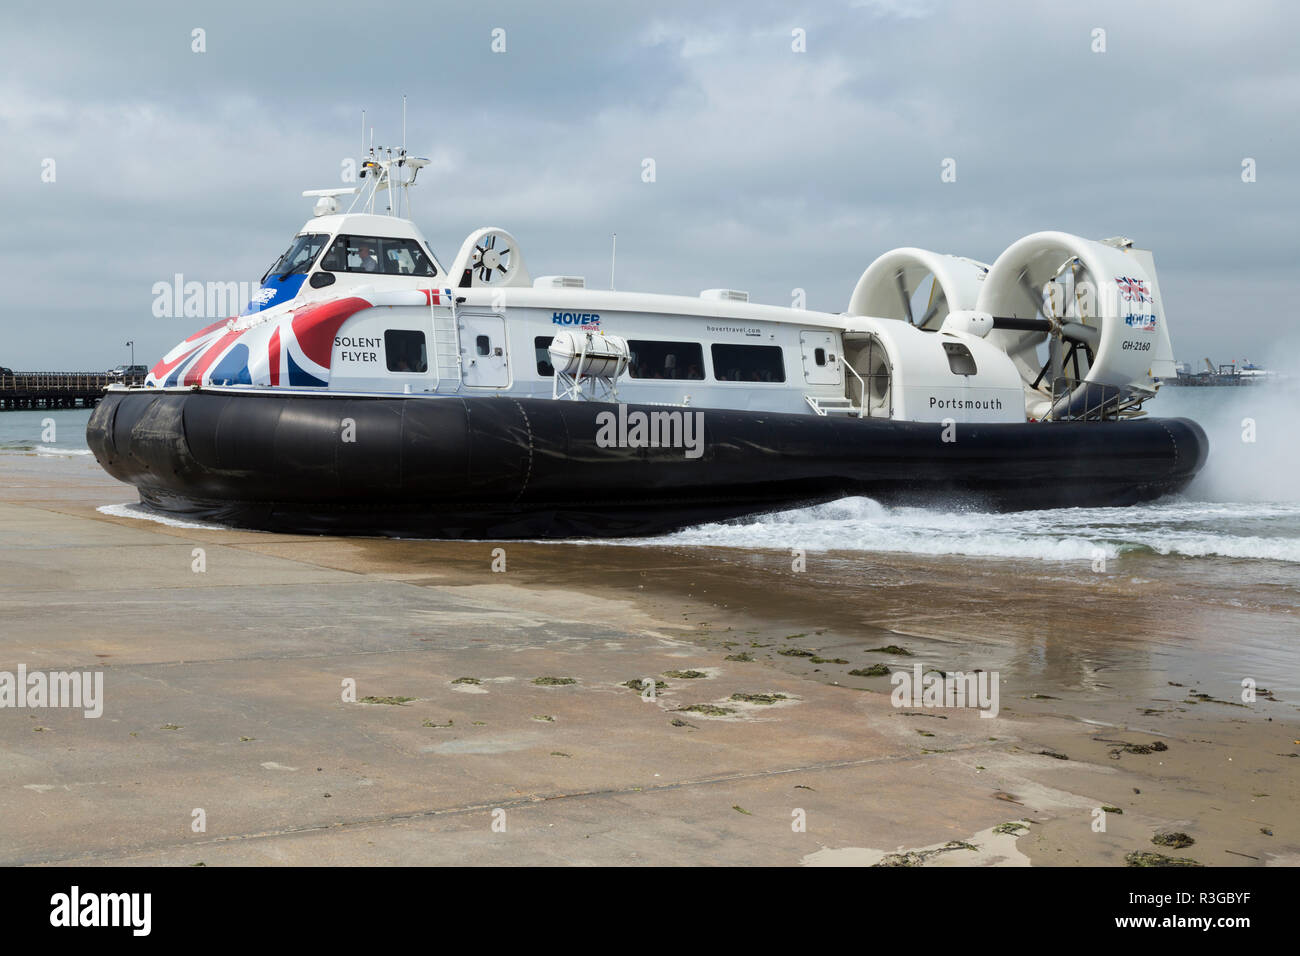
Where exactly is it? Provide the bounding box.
[711,344,785,383]
[535,336,555,376]
[357,243,379,273]
[385,330,428,373]
[322,236,438,277]
[627,341,704,380]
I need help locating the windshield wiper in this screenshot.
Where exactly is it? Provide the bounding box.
[279,251,318,280]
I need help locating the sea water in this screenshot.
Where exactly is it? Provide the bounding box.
[658,386,1300,564]
[0,407,93,456]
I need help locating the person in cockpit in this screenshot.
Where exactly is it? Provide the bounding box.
[357,243,379,272]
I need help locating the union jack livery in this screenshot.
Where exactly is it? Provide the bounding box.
[1115,276,1153,303]
[148,289,456,388]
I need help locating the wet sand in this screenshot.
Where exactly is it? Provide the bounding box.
[0,451,1295,866]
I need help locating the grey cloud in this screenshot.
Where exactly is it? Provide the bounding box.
[1,0,1296,370]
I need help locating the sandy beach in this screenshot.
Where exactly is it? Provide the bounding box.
[0,449,1295,867]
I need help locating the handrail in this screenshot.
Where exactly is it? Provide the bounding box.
[842,358,867,413]
[1045,377,1145,422]
[843,333,892,419]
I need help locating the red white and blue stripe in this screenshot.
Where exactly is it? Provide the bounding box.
[147,288,453,389]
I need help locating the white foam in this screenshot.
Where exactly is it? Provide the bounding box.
[95,491,1300,565]
[646,496,1300,564]
[35,445,92,457]
[97,503,236,531]
[1136,532,1300,562]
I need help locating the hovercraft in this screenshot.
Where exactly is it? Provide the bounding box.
[87,145,1208,538]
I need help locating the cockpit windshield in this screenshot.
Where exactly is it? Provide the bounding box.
[264,233,330,280]
[320,235,438,277]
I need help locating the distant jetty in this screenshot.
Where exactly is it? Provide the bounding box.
[1163,359,1277,387]
[0,371,145,410]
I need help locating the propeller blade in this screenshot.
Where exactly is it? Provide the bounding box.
[1018,272,1046,319]
[484,235,495,249]
[496,264,507,274]
[1049,333,1063,383]
[1060,321,1100,347]
[894,271,915,325]
[918,291,947,328]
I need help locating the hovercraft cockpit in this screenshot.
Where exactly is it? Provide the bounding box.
[246,150,447,318]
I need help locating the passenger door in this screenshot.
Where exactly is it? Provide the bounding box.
[800,330,843,386]
[459,313,511,388]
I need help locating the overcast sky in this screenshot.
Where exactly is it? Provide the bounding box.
[2,0,1296,370]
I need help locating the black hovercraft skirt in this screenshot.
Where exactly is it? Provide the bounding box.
[87,389,1209,539]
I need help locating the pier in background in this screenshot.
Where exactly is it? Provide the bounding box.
[0,372,145,410]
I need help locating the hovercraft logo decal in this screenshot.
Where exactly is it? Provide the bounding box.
[242,274,308,315]
[553,311,600,327]
[1115,277,1156,332]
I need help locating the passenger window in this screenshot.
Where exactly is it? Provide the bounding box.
[384,330,428,373]
[476,335,491,356]
[626,341,704,380]
[943,341,978,376]
[711,344,786,383]
[535,336,554,376]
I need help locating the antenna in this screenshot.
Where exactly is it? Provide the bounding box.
[610,233,617,291]
[401,95,408,217]
[360,109,365,158]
